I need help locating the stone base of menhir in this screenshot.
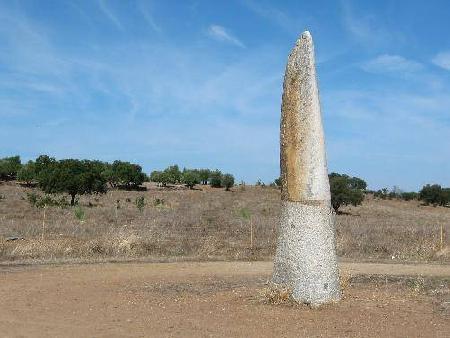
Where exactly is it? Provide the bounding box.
[272,201,341,306]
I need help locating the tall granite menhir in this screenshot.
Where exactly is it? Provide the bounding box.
[272,31,340,305]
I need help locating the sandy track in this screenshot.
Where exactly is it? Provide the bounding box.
[1,261,449,337]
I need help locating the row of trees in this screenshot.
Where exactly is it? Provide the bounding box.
[273,173,449,212]
[150,166,235,190]
[2,155,448,208]
[1,156,236,205]
[330,178,450,210]
[418,184,450,206]
[371,185,450,206]
[371,187,419,201]
[14,155,147,205]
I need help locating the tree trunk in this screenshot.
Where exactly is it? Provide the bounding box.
[71,194,76,206]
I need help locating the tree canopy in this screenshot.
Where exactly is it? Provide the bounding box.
[38,159,107,205]
[419,184,449,206]
[106,160,147,189]
[221,173,235,191]
[329,173,366,213]
[0,156,21,181]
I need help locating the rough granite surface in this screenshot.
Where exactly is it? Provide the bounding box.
[273,31,340,305]
[273,201,340,304]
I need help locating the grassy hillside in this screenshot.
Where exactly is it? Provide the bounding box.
[0,181,449,263]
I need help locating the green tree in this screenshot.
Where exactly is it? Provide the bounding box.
[221,173,234,191]
[419,184,448,206]
[17,161,36,185]
[0,156,22,181]
[274,177,281,187]
[34,155,56,176]
[198,169,211,185]
[182,169,200,189]
[209,170,222,188]
[329,173,366,213]
[150,170,171,187]
[101,162,118,188]
[38,159,107,206]
[163,165,182,184]
[111,160,146,189]
[442,188,450,206]
[150,170,162,185]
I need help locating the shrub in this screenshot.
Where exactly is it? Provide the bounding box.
[26,192,68,208]
[135,196,146,212]
[153,198,165,206]
[26,192,39,207]
[400,192,418,201]
[238,207,251,220]
[74,206,85,221]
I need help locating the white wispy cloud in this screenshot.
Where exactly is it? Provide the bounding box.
[361,54,422,74]
[242,0,300,33]
[207,25,245,48]
[340,0,401,48]
[97,0,124,31]
[137,1,161,33]
[432,51,450,71]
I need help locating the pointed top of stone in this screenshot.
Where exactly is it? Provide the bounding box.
[296,30,313,46]
[301,30,312,40]
[280,30,330,203]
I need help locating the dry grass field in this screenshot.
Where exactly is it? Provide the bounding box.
[0,181,449,264]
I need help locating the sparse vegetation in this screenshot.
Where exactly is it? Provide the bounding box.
[135,196,146,212]
[0,182,448,263]
[74,206,85,222]
[0,154,449,264]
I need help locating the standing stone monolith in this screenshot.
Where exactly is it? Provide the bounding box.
[272,31,340,305]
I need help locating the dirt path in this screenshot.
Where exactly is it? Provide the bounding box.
[1,261,449,337]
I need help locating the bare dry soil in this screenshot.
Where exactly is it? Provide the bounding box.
[1,261,449,337]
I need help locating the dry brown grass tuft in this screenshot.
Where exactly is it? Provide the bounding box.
[0,181,449,263]
[260,283,295,305]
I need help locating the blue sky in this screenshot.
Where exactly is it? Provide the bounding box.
[1,0,449,191]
